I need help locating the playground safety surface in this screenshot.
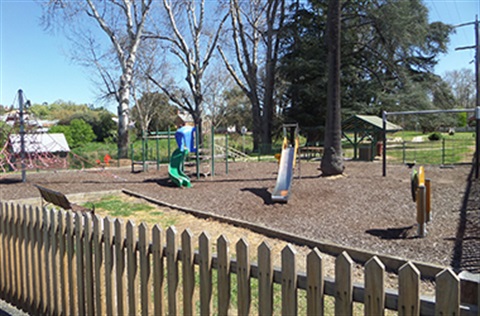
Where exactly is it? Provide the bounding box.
[1,160,478,274]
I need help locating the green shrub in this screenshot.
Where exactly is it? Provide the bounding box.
[48,124,73,145]
[458,112,467,127]
[428,132,442,141]
[49,119,95,148]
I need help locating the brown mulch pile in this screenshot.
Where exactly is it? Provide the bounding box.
[1,160,478,273]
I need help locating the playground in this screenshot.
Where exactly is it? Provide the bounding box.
[1,159,478,274]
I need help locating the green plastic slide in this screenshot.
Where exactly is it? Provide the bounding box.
[168,148,191,187]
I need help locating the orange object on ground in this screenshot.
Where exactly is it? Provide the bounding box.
[104,154,112,166]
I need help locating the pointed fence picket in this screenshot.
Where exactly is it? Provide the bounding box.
[199,232,213,315]
[126,220,138,316]
[152,224,164,316]
[181,229,195,316]
[217,235,231,316]
[306,247,323,315]
[236,238,251,315]
[0,201,478,315]
[166,226,178,315]
[398,261,420,315]
[103,216,114,316]
[139,223,151,315]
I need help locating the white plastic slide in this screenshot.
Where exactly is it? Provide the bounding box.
[271,146,296,203]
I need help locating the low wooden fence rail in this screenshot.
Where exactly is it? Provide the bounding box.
[0,202,478,315]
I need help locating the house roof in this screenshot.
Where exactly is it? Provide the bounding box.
[175,110,194,125]
[9,133,70,154]
[342,115,402,133]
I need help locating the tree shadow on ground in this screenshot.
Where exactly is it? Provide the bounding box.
[241,187,273,205]
[450,162,480,274]
[366,225,416,240]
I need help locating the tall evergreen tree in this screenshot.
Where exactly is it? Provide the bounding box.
[280,0,452,142]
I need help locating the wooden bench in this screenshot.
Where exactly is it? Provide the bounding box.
[34,184,94,214]
[299,146,324,159]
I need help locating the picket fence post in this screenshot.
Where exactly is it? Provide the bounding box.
[126,220,138,316]
[365,256,386,315]
[75,212,85,315]
[103,217,114,316]
[199,232,213,315]
[282,244,297,315]
[114,219,126,315]
[436,268,460,315]
[307,247,324,315]
[84,213,95,316]
[258,241,273,315]
[139,223,151,315]
[398,261,420,315]
[335,251,353,314]
[217,235,231,316]
[93,214,105,316]
[236,238,251,316]
[181,229,195,315]
[166,226,178,315]
[152,225,164,316]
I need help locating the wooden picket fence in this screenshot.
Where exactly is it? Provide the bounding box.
[0,202,478,315]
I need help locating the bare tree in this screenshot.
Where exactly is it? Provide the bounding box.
[218,0,285,151]
[42,0,153,158]
[444,69,476,109]
[132,39,171,136]
[131,83,157,137]
[320,0,344,176]
[145,0,228,142]
[203,67,235,129]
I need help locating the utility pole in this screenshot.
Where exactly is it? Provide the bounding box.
[455,15,479,178]
[18,89,27,183]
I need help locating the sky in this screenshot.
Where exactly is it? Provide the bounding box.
[0,0,479,110]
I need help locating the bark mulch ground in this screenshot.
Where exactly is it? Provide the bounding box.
[1,160,478,274]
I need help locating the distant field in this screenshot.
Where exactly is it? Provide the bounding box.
[386,131,475,165]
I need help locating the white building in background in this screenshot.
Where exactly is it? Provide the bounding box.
[0,110,58,132]
[8,133,71,169]
[9,133,70,154]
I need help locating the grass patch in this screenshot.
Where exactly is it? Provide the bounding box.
[93,195,155,217]
[85,194,178,228]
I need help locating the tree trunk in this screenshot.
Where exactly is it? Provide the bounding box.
[321,0,344,176]
[261,0,284,154]
[194,111,203,147]
[251,99,262,152]
[262,57,275,153]
[117,74,130,158]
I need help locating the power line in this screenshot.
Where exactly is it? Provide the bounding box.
[453,1,471,43]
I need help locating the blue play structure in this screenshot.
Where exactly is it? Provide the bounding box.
[169,126,196,187]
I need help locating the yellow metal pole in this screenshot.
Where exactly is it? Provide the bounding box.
[418,166,425,186]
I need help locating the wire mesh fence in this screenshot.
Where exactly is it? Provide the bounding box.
[386,137,475,165]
